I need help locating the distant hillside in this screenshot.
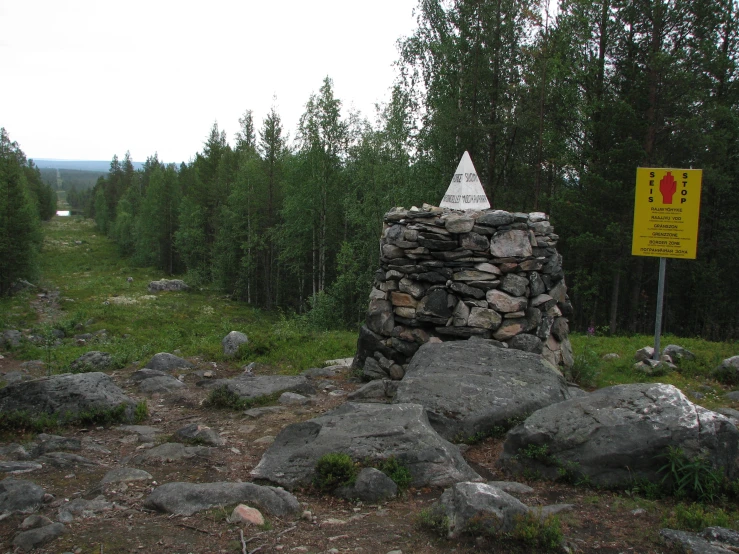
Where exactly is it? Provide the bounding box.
[39,168,106,191]
[32,159,145,172]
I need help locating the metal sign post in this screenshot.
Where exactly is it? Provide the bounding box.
[632,168,702,359]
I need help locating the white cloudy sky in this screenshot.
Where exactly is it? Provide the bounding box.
[0,0,419,164]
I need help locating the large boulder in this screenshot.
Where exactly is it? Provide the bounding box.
[393,341,570,441]
[251,402,481,489]
[222,331,248,357]
[0,478,46,513]
[69,351,113,372]
[0,373,137,421]
[144,482,300,517]
[499,383,739,487]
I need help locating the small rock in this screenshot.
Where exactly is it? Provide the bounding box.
[229,504,264,526]
[278,392,311,406]
[13,522,65,552]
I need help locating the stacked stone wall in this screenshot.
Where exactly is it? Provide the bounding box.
[355,204,574,380]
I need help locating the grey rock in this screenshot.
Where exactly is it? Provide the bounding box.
[69,351,113,372]
[486,481,534,495]
[429,482,529,538]
[279,392,312,406]
[0,462,42,474]
[222,331,249,357]
[58,495,112,517]
[467,307,502,330]
[0,478,45,513]
[129,443,213,464]
[499,274,529,297]
[507,334,543,354]
[243,406,287,419]
[2,371,33,384]
[207,374,315,400]
[117,425,162,442]
[144,481,301,517]
[174,424,226,446]
[477,211,514,227]
[346,380,398,403]
[0,372,136,421]
[567,386,589,398]
[367,299,395,335]
[460,232,489,251]
[0,443,29,460]
[500,383,739,487]
[130,368,168,382]
[634,346,655,362]
[13,522,65,552]
[147,279,189,293]
[362,357,387,380]
[144,352,194,371]
[100,467,153,485]
[28,434,81,457]
[37,452,99,469]
[1,330,23,348]
[725,391,739,402]
[335,467,398,502]
[486,289,527,313]
[699,527,739,547]
[444,214,475,234]
[137,374,186,393]
[602,353,620,361]
[20,514,52,529]
[490,230,533,258]
[663,345,696,362]
[394,341,569,441]
[713,356,739,384]
[660,529,734,554]
[251,402,481,489]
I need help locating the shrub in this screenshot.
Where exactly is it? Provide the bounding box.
[662,503,732,531]
[509,512,563,551]
[314,452,358,492]
[377,456,413,490]
[417,507,449,536]
[658,446,723,502]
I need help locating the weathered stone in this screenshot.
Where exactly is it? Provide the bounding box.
[381,244,406,259]
[467,308,502,330]
[449,282,485,300]
[660,529,736,554]
[336,467,398,502]
[713,356,739,384]
[477,210,514,227]
[207,374,315,400]
[490,230,533,258]
[452,301,470,327]
[174,424,226,446]
[230,504,265,526]
[492,319,526,341]
[1,330,23,348]
[486,289,527,313]
[0,478,45,514]
[444,214,475,234]
[418,237,458,251]
[222,331,248,357]
[634,346,655,362]
[551,317,569,341]
[394,307,416,319]
[147,279,189,293]
[499,274,529,297]
[429,482,529,538]
[453,270,499,282]
[519,259,544,271]
[69,351,113,372]
[663,344,696,362]
[367,299,395,335]
[398,277,427,299]
[416,289,452,322]
[144,352,194,371]
[100,468,153,485]
[0,372,136,421]
[460,232,489,251]
[251,402,481,489]
[394,341,569,441]
[144,482,301,517]
[548,280,567,303]
[129,443,213,464]
[500,383,739,487]
[508,334,543,354]
[347,379,398,402]
[13,522,65,552]
[369,287,386,300]
[390,292,418,308]
[530,293,553,307]
[137,374,186,394]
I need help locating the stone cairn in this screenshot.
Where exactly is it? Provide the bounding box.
[355,204,574,380]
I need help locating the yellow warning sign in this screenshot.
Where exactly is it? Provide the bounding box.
[632,168,702,259]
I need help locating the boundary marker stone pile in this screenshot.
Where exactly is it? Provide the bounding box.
[355,204,573,380]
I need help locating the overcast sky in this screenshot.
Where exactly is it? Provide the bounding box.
[0,0,419,164]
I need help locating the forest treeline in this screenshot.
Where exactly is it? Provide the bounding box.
[3,0,738,339]
[0,129,57,295]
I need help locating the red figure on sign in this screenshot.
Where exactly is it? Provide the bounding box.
[660,172,677,204]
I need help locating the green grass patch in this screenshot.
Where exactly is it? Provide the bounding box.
[661,502,737,532]
[202,385,280,411]
[377,456,413,491]
[508,512,563,551]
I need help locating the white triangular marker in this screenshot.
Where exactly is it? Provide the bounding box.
[439,151,490,210]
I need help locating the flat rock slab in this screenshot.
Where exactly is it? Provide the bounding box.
[100,468,153,485]
[117,425,162,443]
[137,375,186,394]
[128,443,213,464]
[37,452,99,469]
[251,402,481,489]
[0,478,46,514]
[0,372,136,420]
[660,529,734,554]
[394,341,570,441]
[144,481,300,517]
[0,462,42,475]
[207,374,315,399]
[13,522,65,552]
[500,383,739,487]
[144,352,194,371]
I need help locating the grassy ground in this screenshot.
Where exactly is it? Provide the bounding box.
[0,216,356,374]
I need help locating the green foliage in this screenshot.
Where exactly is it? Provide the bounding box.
[570,347,600,388]
[133,401,148,423]
[314,452,358,492]
[661,503,734,532]
[658,446,724,502]
[0,410,59,437]
[417,508,449,536]
[516,443,556,464]
[377,456,413,491]
[508,512,563,551]
[0,402,136,438]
